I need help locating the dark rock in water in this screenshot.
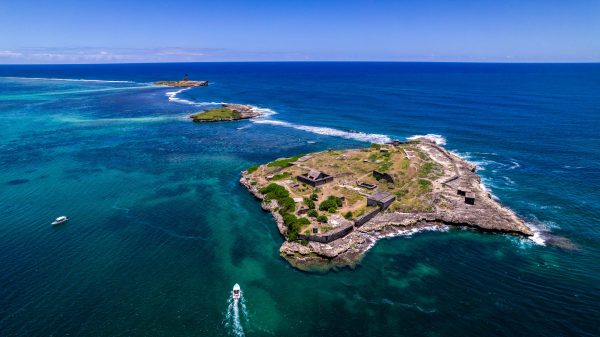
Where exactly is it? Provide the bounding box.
[545,234,578,250]
[6,179,29,185]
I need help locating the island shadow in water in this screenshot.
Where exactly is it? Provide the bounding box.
[6,179,30,185]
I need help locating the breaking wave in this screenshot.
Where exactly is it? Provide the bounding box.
[165,87,197,105]
[252,119,392,144]
[165,86,391,143]
[406,134,446,145]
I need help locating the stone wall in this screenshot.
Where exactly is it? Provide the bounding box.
[354,208,382,227]
[298,223,354,243]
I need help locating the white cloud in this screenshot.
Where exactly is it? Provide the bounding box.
[0,47,216,64]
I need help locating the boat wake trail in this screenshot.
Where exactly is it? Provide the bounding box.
[224,290,248,337]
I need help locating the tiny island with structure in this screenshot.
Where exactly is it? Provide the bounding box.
[190,104,262,122]
[240,137,534,272]
[154,74,208,87]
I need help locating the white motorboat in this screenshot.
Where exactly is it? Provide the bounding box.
[51,216,69,226]
[232,283,241,301]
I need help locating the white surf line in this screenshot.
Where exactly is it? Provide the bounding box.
[445,145,546,246]
[0,76,135,83]
[252,119,393,144]
[0,85,156,101]
[55,114,189,124]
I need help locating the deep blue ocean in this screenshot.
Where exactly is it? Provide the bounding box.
[0,62,599,336]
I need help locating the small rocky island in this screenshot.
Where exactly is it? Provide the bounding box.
[154,80,208,87]
[190,104,262,122]
[154,74,208,87]
[240,138,534,272]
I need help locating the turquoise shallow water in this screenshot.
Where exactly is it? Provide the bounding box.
[0,63,599,336]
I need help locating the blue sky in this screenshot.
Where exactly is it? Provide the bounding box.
[1,0,599,63]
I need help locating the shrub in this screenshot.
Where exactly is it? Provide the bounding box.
[259,183,295,214]
[319,196,343,211]
[259,183,288,199]
[317,214,328,223]
[287,229,299,241]
[310,192,319,201]
[344,211,353,220]
[328,207,337,213]
[370,144,382,150]
[246,165,259,174]
[303,197,315,209]
[297,217,311,225]
[282,213,302,241]
[307,209,319,218]
[283,213,297,225]
[278,197,296,214]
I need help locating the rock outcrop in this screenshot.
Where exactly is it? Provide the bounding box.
[190,104,263,122]
[154,80,208,87]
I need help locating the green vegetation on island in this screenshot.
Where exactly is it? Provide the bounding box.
[191,108,241,122]
[240,138,536,271]
[190,104,262,122]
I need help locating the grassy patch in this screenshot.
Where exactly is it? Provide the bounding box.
[419,162,434,177]
[270,172,291,180]
[417,179,432,193]
[247,165,259,174]
[378,160,392,172]
[267,154,304,168]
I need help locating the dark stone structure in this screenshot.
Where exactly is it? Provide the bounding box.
[465,194,475,205]
[357,181,377,190]
[372,170,394,184]
[298,224,354,243]
[367,191,396,210]
[457,189,466,196]
[297,169,333,187]
[354,208,381,227]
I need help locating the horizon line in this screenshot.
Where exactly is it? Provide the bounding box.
[1,60,599,66]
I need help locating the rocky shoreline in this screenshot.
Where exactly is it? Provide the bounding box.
[240,138,535,272]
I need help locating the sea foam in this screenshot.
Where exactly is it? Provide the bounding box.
[252,119,393,144]
[406,134,446,145]
[166,86,392,144]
